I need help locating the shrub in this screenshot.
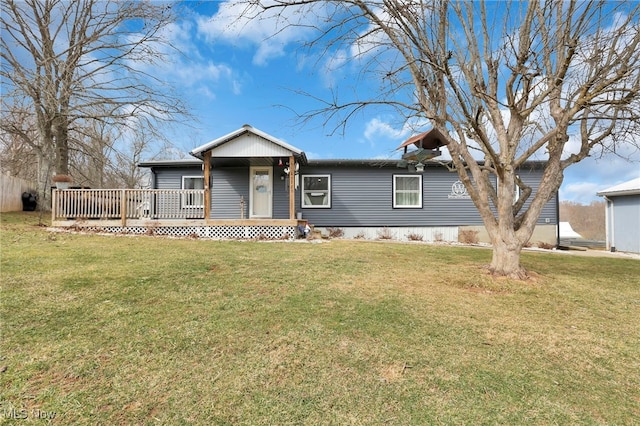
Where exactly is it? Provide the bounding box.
[377,227,393,240]
[327,227,344,238]
[458,229,479,244]
[407,233,423,241]
[434,232,444,242]
[537,241,555,250]
[354,231,366,240]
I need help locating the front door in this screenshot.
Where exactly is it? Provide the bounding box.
[250,167,272,218]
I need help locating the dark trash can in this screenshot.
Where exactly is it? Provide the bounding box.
[21,192,37,211]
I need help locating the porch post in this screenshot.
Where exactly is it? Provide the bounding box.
[204,150,211,220]
[289,155,295,220]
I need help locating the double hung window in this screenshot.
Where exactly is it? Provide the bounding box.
[393,175,422,208]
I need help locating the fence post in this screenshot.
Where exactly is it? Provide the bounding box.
[51,189,57,223]
[121,189,127,227]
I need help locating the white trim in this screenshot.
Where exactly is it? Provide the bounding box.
[604,196,615,250]
[181,176,205,208]
[393,174,423,208]
[250,166,273,218]
[190,124,304,157]
[301,174,331,208]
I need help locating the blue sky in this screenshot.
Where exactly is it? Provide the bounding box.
[153,1,639,204]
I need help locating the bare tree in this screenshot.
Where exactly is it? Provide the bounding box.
[1,0,189,203]
[245,0,640,278]
[0,108,41,183]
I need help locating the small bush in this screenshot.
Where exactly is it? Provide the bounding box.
[407,233,423,241]
[537,241,555,250]
[354,231,366,240]
[434,232,444,242]
[327,227,344,238]
[458,229,479,244]
[377,227,393,240]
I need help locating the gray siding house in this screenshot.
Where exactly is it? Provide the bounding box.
[597,178,640,253]
[133,125,558,244]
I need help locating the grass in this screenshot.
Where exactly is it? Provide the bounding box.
[1,211,639,424]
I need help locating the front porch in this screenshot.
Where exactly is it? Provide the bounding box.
[51,188,302,240]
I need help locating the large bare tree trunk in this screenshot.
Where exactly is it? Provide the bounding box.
[488,229,527,280]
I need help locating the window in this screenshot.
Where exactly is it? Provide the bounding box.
[302,174,331,208]
[393,175,422,208]
[182,176,204,208]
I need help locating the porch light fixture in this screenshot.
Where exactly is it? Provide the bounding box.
[415,162,425,173]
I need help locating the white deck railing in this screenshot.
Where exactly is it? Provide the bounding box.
[52,189,205,222]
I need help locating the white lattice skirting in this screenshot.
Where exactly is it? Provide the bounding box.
[75,225,298,240]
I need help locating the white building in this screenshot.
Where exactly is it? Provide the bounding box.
[597,178,640,253]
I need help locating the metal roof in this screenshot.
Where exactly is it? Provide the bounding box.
[138,159,203,168]
[597,177,640,197]
[306,158,443,167]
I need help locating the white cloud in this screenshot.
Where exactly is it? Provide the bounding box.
[559,181,604,204]
[320,49,349,88]
[363,117,409,141]
[196,1,324,66]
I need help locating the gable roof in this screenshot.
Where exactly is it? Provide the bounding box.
[189,124,306,162]
[597,177,640,197]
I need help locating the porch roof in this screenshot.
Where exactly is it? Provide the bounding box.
[597,177,640,197]
[190,124,307,164]
[138,159,203,168]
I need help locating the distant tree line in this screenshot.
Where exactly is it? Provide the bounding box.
[559,201,606,241]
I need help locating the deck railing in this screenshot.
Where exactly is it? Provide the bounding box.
[52,189,205,223]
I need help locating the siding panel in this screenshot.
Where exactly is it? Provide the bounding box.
[211,167,250,219]
[152,163,557,226]
[298,165,557,227]
[611,195,640,253]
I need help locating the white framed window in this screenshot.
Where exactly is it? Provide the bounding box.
[393,175,422,208]
[182,176,204,208]
[302,174,331,208]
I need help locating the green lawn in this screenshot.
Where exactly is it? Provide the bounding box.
[1,212,639,425]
